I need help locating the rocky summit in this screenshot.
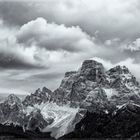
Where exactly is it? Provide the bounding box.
[0,59,140,139]
[23,87,53,106]
[54,59,140,110]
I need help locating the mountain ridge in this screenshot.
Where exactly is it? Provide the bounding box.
[0,59,140,139]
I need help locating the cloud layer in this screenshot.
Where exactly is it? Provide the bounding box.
[0,17,100,93]
[17,17,95,52]
[0,0,140,94]
[1,0,140,41]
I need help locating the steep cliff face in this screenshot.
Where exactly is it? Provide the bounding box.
[53,60,140,112]
[23,87,53,106]
[0,94,23,123]
[106,65,140,105]
[53,60,107,107]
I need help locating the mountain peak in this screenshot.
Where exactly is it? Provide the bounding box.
[5,94,21,105]
[80,59,105,82]
[23,87,52,106]
[107,65,130,75]
[42,87,52,95]
[81,60,103,70]
[65,71,77,77]
[7,94,17,98]
[34,88,42,95]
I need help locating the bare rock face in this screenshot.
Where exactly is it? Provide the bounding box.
[53,60,107,107]
[54,60,110,108]
[27,109,48,131]
[54,60,102,107]
[0,106,4,123]
[23,87,53,106]
[65,71,77,77]
[0,93,49,132]
[80,60,106,83]
[106,65,139,90]
[0,94,23,122]
[80,87,109,113]
[53,60,140,111]
[106,65,140,105]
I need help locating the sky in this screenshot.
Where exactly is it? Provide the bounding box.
[0,0,140,94]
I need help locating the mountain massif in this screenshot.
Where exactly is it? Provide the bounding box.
[0,60,140,139]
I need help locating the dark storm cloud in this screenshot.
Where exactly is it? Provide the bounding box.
[28,72,64,80]
[0,17,99,72]
[0,37,45,70]
[0,53,43,69]
[1,0,140,94]
[1,0,140,41]
[0,1,36,26]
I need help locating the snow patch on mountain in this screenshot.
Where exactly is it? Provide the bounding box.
[23,102,81,139]
[103,88,118,99]
[40,102,80,139]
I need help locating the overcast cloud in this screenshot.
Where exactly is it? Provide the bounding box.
[0,0,140,94]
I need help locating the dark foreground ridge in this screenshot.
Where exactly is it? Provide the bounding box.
[0,59,140,139]
[62,103,140,138]
[0,123,53,139]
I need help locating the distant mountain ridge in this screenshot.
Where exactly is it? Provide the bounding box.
[0,59,140,139]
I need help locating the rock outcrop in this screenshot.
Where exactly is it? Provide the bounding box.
[53,60,140,111]
[23,87,53,106]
